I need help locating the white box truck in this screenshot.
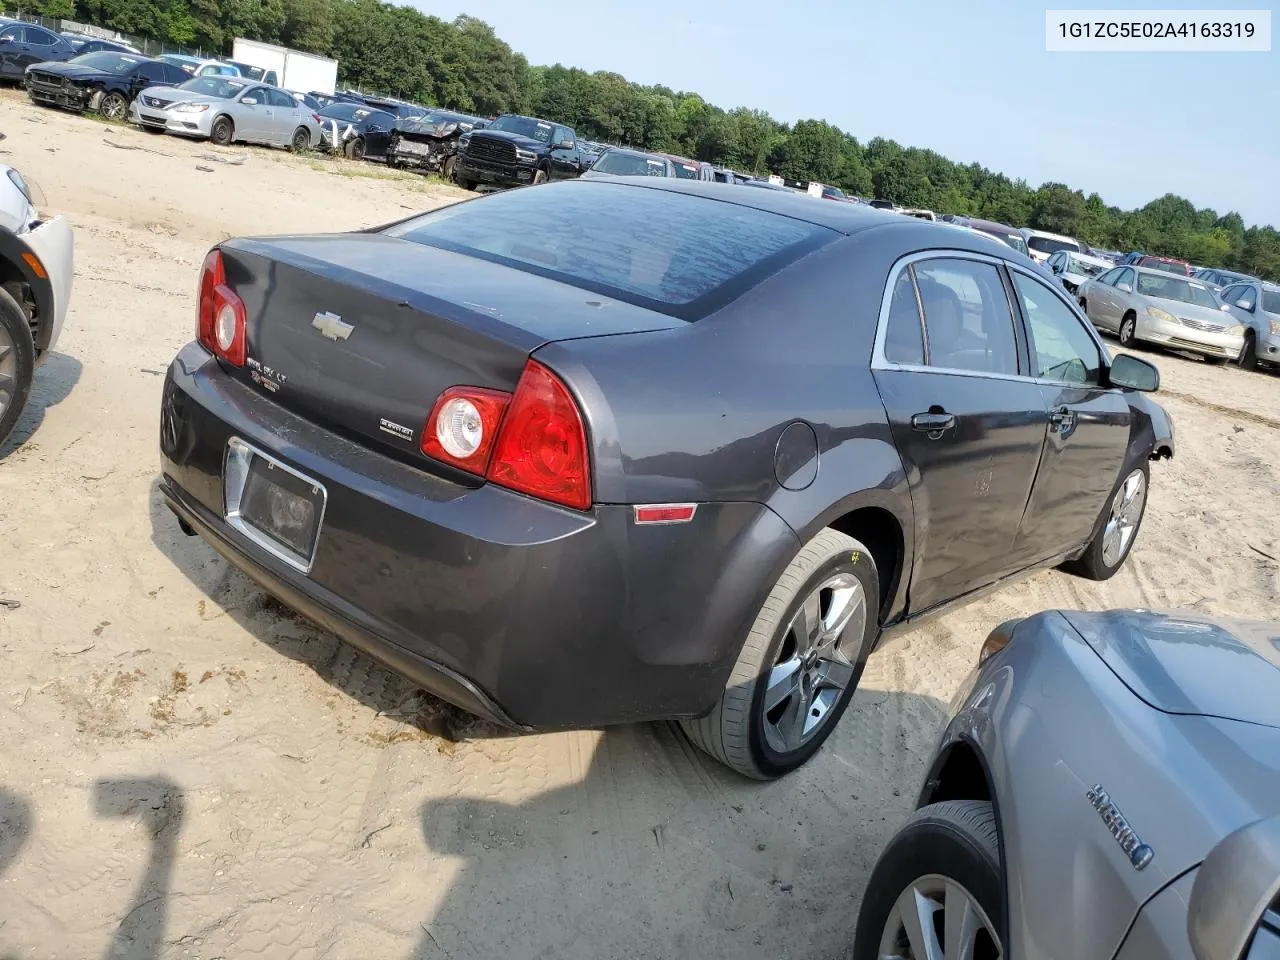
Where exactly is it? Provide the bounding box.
[230,38,339,95]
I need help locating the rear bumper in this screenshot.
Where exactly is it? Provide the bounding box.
[159,343,797,729]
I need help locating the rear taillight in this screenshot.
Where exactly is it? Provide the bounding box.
[312,112,321,124]
[421,360,591,511]
[196,248,247,367]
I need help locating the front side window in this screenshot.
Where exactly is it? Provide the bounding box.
[1115,268,1135,290]
[1013,272,1102,384]
[912,258,1019,375]
[1096,267,1123,286]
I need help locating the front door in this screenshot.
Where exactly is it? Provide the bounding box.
[872,255,1050,613]
[1008,268,1132,561]
[234,87,269,141]
[549,126,580,180]
[0,24,26,77]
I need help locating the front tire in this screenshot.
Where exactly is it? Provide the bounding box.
[344,137,366,161]
[852,800,1004,960]
[1239,332,1258,371]
[209,116,234,146]
[678,528,879,779]
[98,91,128,121]
[532,166,548,185]
[1061,462,1148,581]
[0,285,36,449]
[1118,312,1138,348]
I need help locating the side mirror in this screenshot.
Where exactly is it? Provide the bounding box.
[555,138,574,150]
[1237,298,1253,310]
[1188,816,1280,960]
[1220,303,1233,312]
[1108,353,1160,391]
[1117,282,1133,293]
[241,97,257,105]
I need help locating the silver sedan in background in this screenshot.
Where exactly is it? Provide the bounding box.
[853,609,1280,959]
[1078,264,1245,362]
[130,76,320,151]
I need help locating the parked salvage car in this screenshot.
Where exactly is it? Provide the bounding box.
[1192,267,1257,291]
[0,21,74,80]
[1079,265,1245,361]
[316,102,395,160]
[1137,254,1193,277]
[1045,249,1111,294]
[954,217,1030,257]
[664,154,713,181]
[26,53,187,120]
[853,609,1280,960]
[581,147,676,179]
[1021,227,1081,264]
[62,35,139,56]
[131,76,321,151]
[0,165,74,448]
[1219,278,1280,370]
[454,114,586,189]
[156,54,239,78]
[386,110,486,177]
[158,180,1173,779]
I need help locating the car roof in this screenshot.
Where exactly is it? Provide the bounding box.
[966,217,1021,235]
[1068,252,1112,268]
[562,178,995,238]
[1021,227,1078,242]
[1130,265,1206,282]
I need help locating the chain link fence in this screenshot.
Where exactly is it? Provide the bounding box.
[0,9,209,57]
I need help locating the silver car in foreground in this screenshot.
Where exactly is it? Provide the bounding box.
[1078,265,1245,361]
[853,609,1280,959]
[1218,279,1280,370]
[129,75,320,150]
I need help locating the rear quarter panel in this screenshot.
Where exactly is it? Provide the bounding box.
[938,612,1280,960]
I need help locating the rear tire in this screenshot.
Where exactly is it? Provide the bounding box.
[210,116,234,146]
[290,126,311,152]
[678,528,879,779]
[0,286,36,450]
[98,91,127,121]
[1061,462,1149,581]
[1118,311,1138,348]
[852,801,1004,960]
[457,177,476,191]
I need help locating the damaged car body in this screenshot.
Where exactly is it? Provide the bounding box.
[25,52,187,119]
[386,110,487,178]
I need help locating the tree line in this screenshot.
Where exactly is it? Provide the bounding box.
[21,0,1280,279]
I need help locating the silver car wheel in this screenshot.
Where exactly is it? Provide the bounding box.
[1102,468,1146,568]
[878,873,1003,960]
[761,572,865,754]
[0,320,15,419]
[1120,315,1136,345]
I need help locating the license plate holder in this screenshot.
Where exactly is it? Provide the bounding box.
[224,437,327,574]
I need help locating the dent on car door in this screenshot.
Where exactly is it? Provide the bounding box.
[871,254,1051,613]
[1009,269,1132,560]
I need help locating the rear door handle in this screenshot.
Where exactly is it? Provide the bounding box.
[910,411,956,434]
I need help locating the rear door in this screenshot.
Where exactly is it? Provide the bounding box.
[871,253,1051,612]
[265,88,300,144]
[1008,267,1131,561]
[1084,267,1122,331]
[22,25,61,69]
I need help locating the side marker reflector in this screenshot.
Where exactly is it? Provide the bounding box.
[634,504,697,525]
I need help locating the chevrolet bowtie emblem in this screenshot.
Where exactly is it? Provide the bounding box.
[312,311,353,341]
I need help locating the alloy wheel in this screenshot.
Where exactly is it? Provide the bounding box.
[878,874,1003,960]
[102,95,125,120]
[761,572,865,754]
[0,321,15,420]
[1102,469,1146,568]
[1120,316,1135,344]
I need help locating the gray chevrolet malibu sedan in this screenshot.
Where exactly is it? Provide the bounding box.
[854,610,1280,958]
[159,179,1174,778]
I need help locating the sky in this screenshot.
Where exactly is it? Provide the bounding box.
[409,0,1280,228]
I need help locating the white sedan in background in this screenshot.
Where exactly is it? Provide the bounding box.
[1046,249,1113,294]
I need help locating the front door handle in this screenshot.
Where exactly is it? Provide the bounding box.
[910,411,956,435]
[1049,406,1078,430]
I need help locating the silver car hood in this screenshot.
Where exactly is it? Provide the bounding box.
[1062,609,1280,728]
[1142,295,1231,327]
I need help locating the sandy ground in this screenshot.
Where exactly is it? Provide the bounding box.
[1,93,1278,960]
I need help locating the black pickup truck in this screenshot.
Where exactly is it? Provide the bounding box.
[453,114,586,190]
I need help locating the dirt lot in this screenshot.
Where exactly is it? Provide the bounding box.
[1,93,1278,960]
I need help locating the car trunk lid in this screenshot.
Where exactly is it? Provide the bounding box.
[218,233,681,467]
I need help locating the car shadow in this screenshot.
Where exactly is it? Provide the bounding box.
[144,477,512,743]
[0,352,82,460]
[406,684,949,960]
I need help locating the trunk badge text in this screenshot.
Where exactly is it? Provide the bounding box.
[1086,784,1154,870]
[312,311,354,341]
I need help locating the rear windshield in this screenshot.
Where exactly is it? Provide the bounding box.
[385,181,833,319]
[1027,235,1080,255]
[592,151,669,177]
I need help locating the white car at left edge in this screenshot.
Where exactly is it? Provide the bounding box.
[0,165,74,448]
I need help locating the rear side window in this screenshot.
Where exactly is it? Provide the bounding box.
[385,181,834,319]
[883,271,925,365]
[913,258,1019,375]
